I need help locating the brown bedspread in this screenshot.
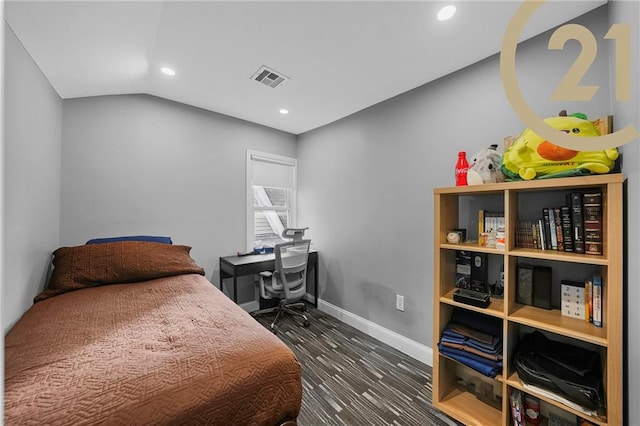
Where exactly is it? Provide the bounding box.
[5,274,302,425]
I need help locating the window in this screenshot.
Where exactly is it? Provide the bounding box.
[246,150,297,251]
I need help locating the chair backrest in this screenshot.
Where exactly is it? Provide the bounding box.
[274,239,311,302]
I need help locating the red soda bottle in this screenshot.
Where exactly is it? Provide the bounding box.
[455,151,469,186]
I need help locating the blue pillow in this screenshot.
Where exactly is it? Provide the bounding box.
[86,235,173,245]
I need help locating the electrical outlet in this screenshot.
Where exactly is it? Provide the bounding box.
[396,294,405,311]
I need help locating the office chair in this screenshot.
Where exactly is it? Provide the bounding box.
[281,227,308,242]
[252,239,311,333]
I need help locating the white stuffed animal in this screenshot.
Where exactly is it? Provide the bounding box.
[467,144,506,185]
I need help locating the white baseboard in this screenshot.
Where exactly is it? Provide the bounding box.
[317,299,433,366]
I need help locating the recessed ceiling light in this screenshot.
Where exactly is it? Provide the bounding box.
[437,5,456,21]
[279,109,289,115]
[161,67,175,76]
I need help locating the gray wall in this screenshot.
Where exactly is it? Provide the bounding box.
[2,23,62,333]
[298,6,612,346]
[3,1,638,418]
[609,1,640,420]
[61,94,297,295]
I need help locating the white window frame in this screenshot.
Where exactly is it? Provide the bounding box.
[246,150,297,252]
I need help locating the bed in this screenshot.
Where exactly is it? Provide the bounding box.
[4,241,302,425]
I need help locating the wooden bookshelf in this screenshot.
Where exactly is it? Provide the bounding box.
[432,174,625,425]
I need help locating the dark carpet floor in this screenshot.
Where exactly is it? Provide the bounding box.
[254,305,459,426]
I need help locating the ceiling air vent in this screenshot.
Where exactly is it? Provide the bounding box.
[251,65,289,88]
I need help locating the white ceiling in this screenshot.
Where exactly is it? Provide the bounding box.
[5,1,606,135]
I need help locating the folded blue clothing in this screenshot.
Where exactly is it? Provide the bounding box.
[441,329,464,340]
[440,336,502,356]
[438,344,503,369]
[440,335,466,345]
[466,337,502,354]
[451,308,502,337]
[439,344,502,378]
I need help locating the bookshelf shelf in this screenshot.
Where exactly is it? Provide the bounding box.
[432,174,624,426]
[433,174,625,195]
[440,288,504,318]
[508,304,607,346]
[440,242,504,254]
[507,247,609,265]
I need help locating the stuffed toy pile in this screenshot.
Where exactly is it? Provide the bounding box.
[467,144,506,185]
[500,111,618,181]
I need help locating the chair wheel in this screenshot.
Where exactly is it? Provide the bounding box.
[303,320,310,328]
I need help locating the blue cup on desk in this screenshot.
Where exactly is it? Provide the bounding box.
[253,246,274,255]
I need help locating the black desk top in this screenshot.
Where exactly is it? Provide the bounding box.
[220,250,317,267]
[220,253,275,267]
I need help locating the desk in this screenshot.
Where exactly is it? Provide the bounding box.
[219,251,318,307]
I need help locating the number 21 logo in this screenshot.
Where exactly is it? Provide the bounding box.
[501,0,638,151]
[549,23,631,103]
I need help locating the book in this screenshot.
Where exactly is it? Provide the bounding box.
[554,207,564,251]
[531,220,539,249]
[484,211,493,233]
[547,207,558,250]
[517,220,535,249]
[583,192,603,256]
[592,274,603,327]
[566,192,585,254]
[542,208,553,250]
[585,279,592,323]
[478,209,485,237]
[483,211,504,234]
[537,219,547,250]
[561,206,574,252]
[497,212,505,234]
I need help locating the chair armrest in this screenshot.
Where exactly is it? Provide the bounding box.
[258,271,277,299]
[270,271,284,291]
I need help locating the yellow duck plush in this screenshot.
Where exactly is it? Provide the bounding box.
[500,112,618,180]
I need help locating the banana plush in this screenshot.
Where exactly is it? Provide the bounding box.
[500,112,618,181]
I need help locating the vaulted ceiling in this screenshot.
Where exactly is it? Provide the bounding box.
[5,1,606,134]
